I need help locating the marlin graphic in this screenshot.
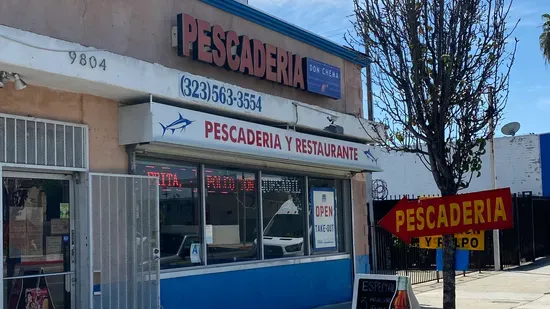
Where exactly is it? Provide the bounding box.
[363,150,378,165]
[159,113,194,136]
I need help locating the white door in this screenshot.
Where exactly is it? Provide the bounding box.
[89,173,160,309]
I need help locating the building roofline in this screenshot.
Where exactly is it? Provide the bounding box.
[200,0,371,67]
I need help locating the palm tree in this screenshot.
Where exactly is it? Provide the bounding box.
[540,14,550,63]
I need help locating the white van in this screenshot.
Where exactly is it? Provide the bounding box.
[258,198,309,258]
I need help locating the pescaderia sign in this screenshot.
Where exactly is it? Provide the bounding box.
[118,103,381,172]
[176,13,342,99]
[378,188,513,243]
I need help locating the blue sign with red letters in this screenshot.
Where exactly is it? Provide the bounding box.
[304,58,342,99]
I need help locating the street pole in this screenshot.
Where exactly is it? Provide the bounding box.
[358,4,374,121]
[488,86,501,271]
[366,56,374,121]
[359,7,377,271]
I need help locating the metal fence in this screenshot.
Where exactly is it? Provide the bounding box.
[370,225,439,284]
[0,113,88,169]
[500,192,550,269]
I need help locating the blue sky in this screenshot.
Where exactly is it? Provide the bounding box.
[249,0,550,136]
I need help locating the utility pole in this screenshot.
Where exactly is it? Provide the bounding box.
[488,86,501,271]
[364,24,374,121]
[358,6,377,273]
[366,54,374,121]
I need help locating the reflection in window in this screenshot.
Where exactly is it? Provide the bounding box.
[261,175,304,259]
[205,168,257,264]
[308,178,344,254]
[136,162,201,269]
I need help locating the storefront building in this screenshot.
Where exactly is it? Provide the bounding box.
[0,1,382,308]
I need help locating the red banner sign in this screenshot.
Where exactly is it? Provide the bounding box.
[378,188,513,243]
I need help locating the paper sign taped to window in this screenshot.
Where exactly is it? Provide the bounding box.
[60,203,70,219]
[46,236,62,255]
[190,243,201,264]
[51,219,69,235]
[205,225,213,244]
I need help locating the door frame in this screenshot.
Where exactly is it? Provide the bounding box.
[1,169,77,309]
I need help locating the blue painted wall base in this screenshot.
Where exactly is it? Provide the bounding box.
[160,258,353,309]
[355,254,370,274]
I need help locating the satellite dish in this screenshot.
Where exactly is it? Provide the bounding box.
[501,122,521,136]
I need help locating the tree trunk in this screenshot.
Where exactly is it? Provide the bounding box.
[440,187,458,309]
[442,234,456,309]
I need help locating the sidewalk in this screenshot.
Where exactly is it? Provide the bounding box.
[415,258,550,308]
[317,257,550,309]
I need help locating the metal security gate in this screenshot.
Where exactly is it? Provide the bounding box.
[89,173,160,309]
[0,113,88,169]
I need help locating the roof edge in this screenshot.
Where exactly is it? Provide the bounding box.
[200,0,370,67]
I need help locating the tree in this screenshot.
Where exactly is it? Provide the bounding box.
[540,14,550,63]
[347,1,517,308]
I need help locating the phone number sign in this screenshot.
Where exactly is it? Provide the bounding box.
[179,73,263,114]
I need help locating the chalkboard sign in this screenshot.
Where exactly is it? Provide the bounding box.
[351,274,398,309]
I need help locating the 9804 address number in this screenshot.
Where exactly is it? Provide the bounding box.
[68,52,107,71]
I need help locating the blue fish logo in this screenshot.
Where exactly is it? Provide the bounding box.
[159,113,194,136]
[363,150,378,165]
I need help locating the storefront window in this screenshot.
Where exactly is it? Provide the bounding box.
[136,161,201,269]
[261,175,304,259]
[308,178,345,254]
[205,168,257,264]
[138,159,350,268]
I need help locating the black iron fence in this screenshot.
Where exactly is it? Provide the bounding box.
[500,192,550,269]
[369,193,550,284]
[370,225,439,284]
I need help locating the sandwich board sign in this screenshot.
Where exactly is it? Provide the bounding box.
[351,274,420,309]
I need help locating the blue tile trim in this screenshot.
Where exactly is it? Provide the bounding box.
[200,0,370,67]
[540,133,550,197]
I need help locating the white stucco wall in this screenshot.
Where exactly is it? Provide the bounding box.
[371,134,542,199]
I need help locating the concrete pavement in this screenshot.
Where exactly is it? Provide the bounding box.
[415,257,550,308]
[316,257,550,309]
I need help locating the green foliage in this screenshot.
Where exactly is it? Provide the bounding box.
[540,14,550,64]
